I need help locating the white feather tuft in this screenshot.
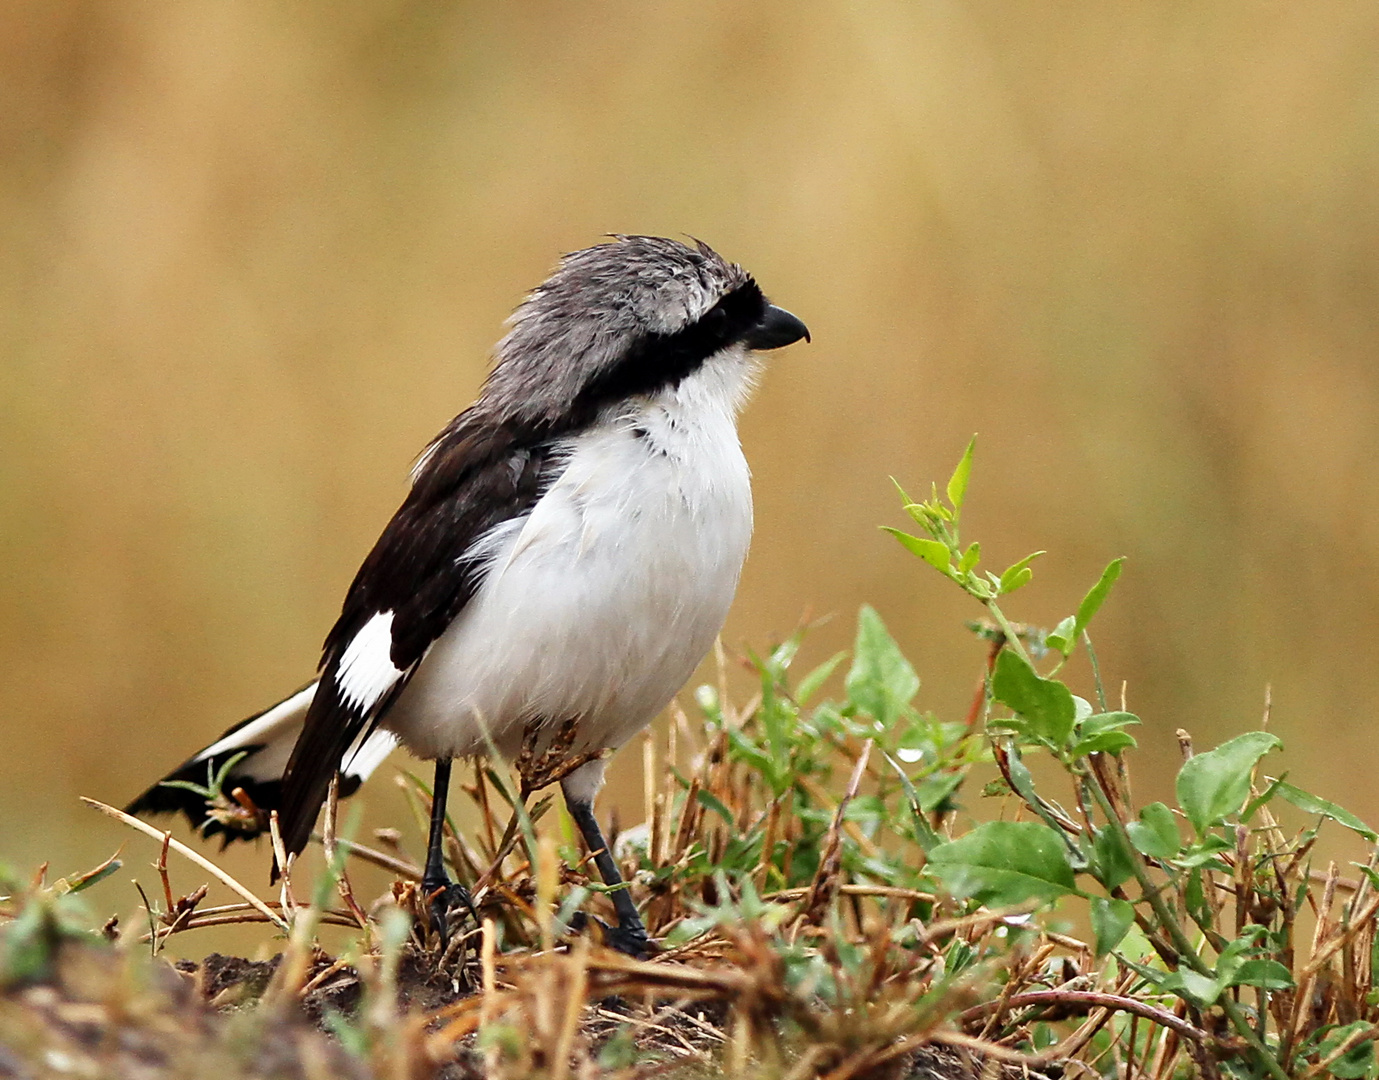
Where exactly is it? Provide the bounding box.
[336,611,404,713]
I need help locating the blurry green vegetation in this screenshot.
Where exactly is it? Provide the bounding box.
[6,448,1379,1078]
[5,3,1379,948]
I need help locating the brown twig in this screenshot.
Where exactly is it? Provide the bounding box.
[960,991,1210,1044]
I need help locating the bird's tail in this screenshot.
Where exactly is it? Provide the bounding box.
[125,681,396,848]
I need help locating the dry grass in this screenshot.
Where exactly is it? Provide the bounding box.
[5,605,1379,1078]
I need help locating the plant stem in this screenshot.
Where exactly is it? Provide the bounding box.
[984,601,1032,666]
[1219,996,1290,1080]
[1084,632,1109,712]
[1081,772,1289,1080]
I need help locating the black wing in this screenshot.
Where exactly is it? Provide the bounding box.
[276,412,559,858]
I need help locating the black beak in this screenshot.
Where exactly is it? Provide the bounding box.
[742,305,810,351]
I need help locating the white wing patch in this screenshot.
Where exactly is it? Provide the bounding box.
[343,728,399,780]
[192,683,317,763]
[336,611,404,712]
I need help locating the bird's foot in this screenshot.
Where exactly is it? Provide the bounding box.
[422,879,477,946]
[569,912,656,959]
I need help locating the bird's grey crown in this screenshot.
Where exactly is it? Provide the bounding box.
[481,236,756,426]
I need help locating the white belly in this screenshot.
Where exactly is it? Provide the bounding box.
[382,392,753,762]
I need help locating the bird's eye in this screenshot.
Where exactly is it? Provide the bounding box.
[701,305,728,334]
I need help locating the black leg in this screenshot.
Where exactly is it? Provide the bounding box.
[563,792,651,958]
[421,758,473,942]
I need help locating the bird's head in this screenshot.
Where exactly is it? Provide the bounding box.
[485,235,808,430]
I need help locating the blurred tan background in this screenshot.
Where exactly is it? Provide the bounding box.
[5,2,1379,937]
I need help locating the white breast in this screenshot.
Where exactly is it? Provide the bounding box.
[383,350,757,761]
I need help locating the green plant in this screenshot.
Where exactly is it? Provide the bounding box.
[885,437,1379,1079]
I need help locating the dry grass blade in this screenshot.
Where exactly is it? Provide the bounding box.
[80,797,287,930]
[801,738,872,925]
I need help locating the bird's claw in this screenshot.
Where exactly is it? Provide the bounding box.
[423,880,476,946]
[568,911,655,959]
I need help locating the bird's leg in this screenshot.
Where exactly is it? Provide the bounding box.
[562,790,651,958]
[421,757,474,943]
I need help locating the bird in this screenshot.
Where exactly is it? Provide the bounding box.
[127,235,808,956]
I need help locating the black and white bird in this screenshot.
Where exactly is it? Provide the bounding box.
[127,236,808,955]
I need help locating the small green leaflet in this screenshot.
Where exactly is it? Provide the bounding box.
[997,551,1044,595]
[695,789,736,825]
[1227,959,1293,991]
[1125,802,1180,858]
[1271,780,1378,842]
[990,650,1076,747]
[928,821,1076,907]
[947,436,976,513]
[1090,896,1135,957]
[1046,615,1077,655]
[1070,712,1140,757]
[844,606,919,726]
[1091,825,1134,890]
[1176,732,1282,834]
[883,528,952,575]
[1074,557,1124,638]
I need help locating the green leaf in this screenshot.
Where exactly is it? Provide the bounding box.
[1176,732,1283,834]
[883,528,952,574]
[1115,951,1172,991]
[1092,825,1134,890]
[914,771,964,814]
[1319,1021,1375,1079]
[1226,958,1294,991]
[1000,568,1033,594]
[1046,615,1077,655]
[1273,781,1378,842]
[0,901,58,985]
[1177,833,1235,868]
[1073,557,1125,637]
[796,651,847,706]
[211,749,250,795]
[1184,868,1209,926]
[946,436,976,512]
[845,606,920,726]
[155,779,215,796]
[695,790,735,826]
[1214,925,1268,979]
[726,728,772,774]
[1091,896,1135,957]
[996,743,1081,853]
[1163,968,1225,1008]
[881,750,942,852]
[1078,711,1141,737]
[958,542,980,575]
[1070,730,1138,757]
[58,854,123,896]
[1241,774,1286,822]
[928,821,1076,907]
[990,650,1076,747]
[997,551,1045,595]
[1125,803,1181,858]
